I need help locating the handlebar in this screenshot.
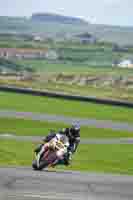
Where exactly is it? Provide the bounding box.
[49,140,65,151]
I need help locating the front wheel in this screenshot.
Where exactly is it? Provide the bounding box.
[32,159,49,170]
[37,160,49,170]
[32,160,38,170]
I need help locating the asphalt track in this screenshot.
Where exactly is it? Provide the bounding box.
[0,167,133,200]
[0,110,133,132]
[1,110,133,200]
[1,134,133,144]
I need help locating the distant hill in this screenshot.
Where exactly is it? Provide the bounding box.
[31,13,88,25]
[0,15,133,45]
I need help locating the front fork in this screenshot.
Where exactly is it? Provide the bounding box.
[36,146,46,168]
[50,149,65,167]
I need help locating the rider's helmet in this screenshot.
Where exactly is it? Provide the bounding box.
[72,122,80,130]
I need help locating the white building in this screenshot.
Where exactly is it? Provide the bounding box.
[118,59,133,68]
[45,50,58,60]
[33,36,43,41]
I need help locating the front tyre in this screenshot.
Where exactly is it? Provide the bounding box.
[37,160,49,170]
[32,159,49,170]
[32,160,38,170]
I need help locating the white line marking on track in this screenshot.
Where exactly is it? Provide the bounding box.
[23,194,77,200]
[21,192,85,200]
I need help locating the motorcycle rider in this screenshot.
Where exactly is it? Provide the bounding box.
[59,122,80,164]
[34,122,80,165]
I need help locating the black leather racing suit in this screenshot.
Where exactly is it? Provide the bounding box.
[62,127,80,154]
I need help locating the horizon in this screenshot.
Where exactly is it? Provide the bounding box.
[0,0,133,27]
[0,12,132,29]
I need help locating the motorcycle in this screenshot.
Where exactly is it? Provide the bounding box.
[32,135,69,170]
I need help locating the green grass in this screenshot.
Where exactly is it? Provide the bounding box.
[0,91,133,123]
[16,59,102,72]
[28,81,133,101]
[1,70,133,101]
[65,144,133,175]
[0,139,33,166]
[16,59,133,74]
[0,117,132,138]
[1,139,133,175]
[0,39,49,49]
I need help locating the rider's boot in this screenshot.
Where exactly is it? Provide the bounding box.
[63,151,72,166]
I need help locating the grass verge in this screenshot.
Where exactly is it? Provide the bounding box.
[1,139,133,175]
[0,117,132,138]
[65,143,133,175]
[0,91,133,123]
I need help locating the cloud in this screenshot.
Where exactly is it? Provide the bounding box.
[103,0,121,4]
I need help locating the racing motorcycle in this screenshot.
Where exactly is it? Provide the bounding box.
[32,134,69,170]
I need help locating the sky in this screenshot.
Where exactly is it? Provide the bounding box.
[0,0,132,27]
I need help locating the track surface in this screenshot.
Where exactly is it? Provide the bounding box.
[1,134,133,144]
[0,110,133,132]
[0,167,133,200]
[1,110,133,199]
